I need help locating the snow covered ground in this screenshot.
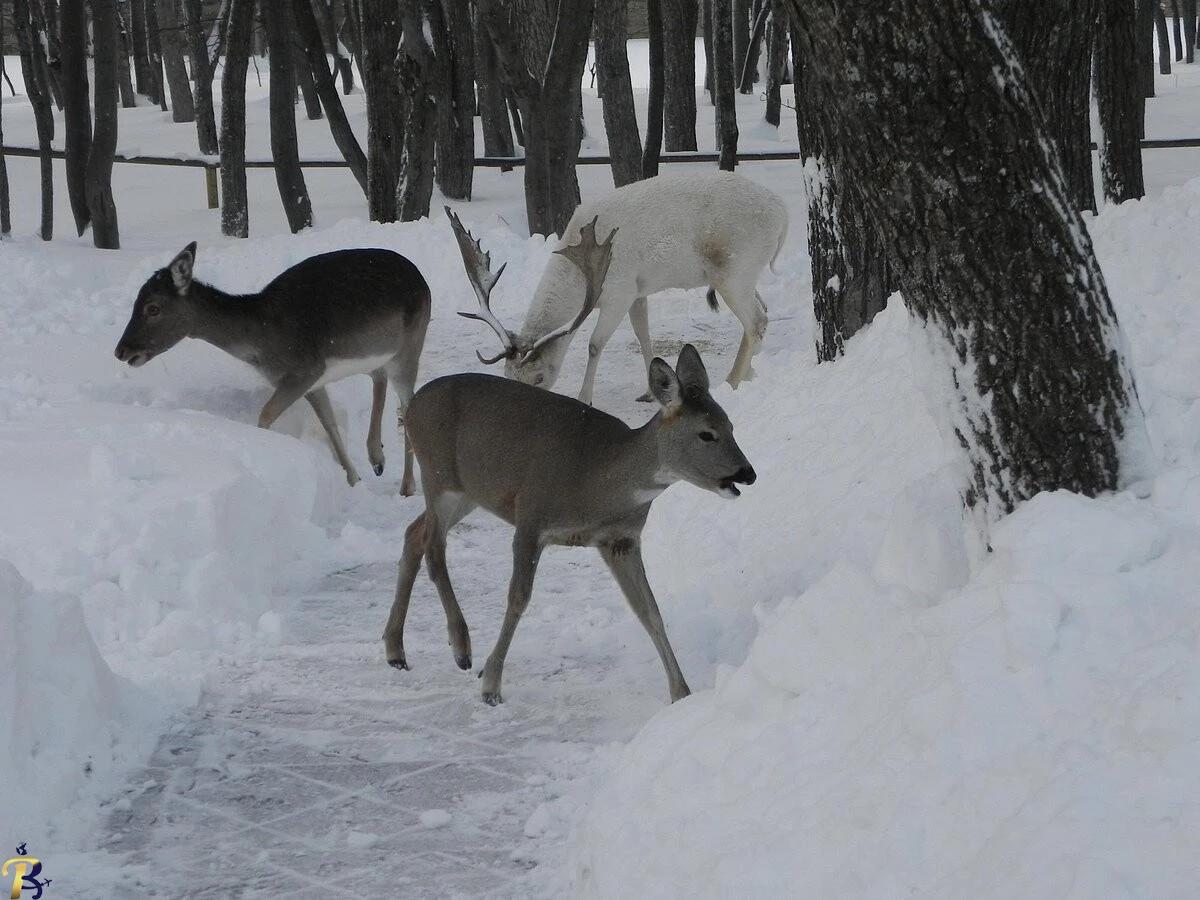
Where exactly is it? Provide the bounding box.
[1,47,1200,898]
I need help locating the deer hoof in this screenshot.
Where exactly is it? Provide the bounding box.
[373,462,385,477]
[387,656,409,671]
[346,470,361,487]
[481,691,503,706]
[399,479,416,497]
[455,653,472,671]
[635,391,654,403]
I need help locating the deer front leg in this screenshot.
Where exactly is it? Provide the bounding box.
[600,538,691,702]
[384,512,426,669]
[480,530,543,705]
[629,296,656,403]
[578,302,629,406]
[306,387,362,486]
[367,369,388,476]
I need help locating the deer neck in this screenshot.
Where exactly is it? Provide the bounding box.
[520,255,585,348]
[608,414,677,506]
[186,282,273,361]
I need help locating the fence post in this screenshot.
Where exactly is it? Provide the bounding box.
[205,164,219,209]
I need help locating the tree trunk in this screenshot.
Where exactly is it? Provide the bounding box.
[88,0,121,248]
[714,0,738,169]
[476,19,514,158]
[221,0,254,237]
[994,0,1099,212]
[1156,6,1172,73]
[145,0,168,111]
[1172,0,1184,60]
[185,0,220,153]
[362,0,403,221]
[433,0,476,200]
[1096,0,1146,202]
[703,0,714,101]
[596,0,642,187]
[312,0,354,94]
[661,0,697,150]
[396,0,436,222]
[156,0,195,121]
[1137,0,1155,96]
[13,0,54,239]
[643,0,664,176]
[732,0,750,83]
[0,11,9,237]
[764,0,786,126]
[264,0,312,232]
[131,0,156,100]
[1185,0,1197,61]
[783,0,1142,521]
[295,50,323,120]
[740,0,768,92]
[60,0,92,235]
[294,0,369,195]
[29,0,65,110]
[116,2,137,107]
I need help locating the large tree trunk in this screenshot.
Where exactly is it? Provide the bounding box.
[264,0,313,232]
[433,0,476,200]
[60,0,92,235]
[643,0,664,176]
[294,0,369,195]
[88,0,121,248]
[475,19,514,158]
[221,0,254,237]
[13,0,54,239]
[782,0,1142,521]
[1096,0,1146,203]
[312,0,354,94]
[994,0,1099,213]
[596,0,642,187]
[661,0,697,150]
[396,0,436,222]
[185,0,220,153]
[156,0,195,121]
[714,0,738,169]
[362,0,403,221]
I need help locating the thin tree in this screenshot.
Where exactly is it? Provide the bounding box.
[782,0,1143,520]
[131,0,156,100]
[31,0,65,109]
[714,0,738,169]
[60,0,92,234]
[433,0,476,200]
[13,0,53,239]
[311,0,354,94]
[596,0,642,187]
[1096,0,1146,202]
[264,0,312,232]
[0,10,9,237]
[643,0,664,177]
[740,0,769,92]
[293,0,368,195]
[1185,0,1197,61]
[764,1,786,126]
[145,0,168,111]
[221,0,255,237]
[88,0,121,248]
[732,0,750,82]
[1172,0,1184,60]
[156,0,195,121]
[475,16,515,158]
[185,0,220,154]
[396,0,436,222]
[361,0,403,221]
[115,3,137,107]
[1137,0,1155,97]
[1157,5,1172,73]
[702,0,714,101]
[294,49,324,120]
[662,0,697,150]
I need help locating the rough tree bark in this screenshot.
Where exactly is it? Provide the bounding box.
[156,0,196,121]
[13,0,53,239]
[1185,0,1197,61]
[764,0,786,126]
[88,0,121,248]
[264,0,313,232]
[433,0,476,200]
[475,16,515,158]
[294,0,369,195]
[1156,6,1172,73]
[479,0,597,236]
[396,0,436,222]
[596,0,642,186]
[662,0,697,150]
[361,0,403,221]
[60,0,92,235]
[643,0,664,176]
[714,0,738,169]
[221,0,254,237]
[782,0,1143,521]
[185,0,220,153]
[1096,0,1146,202]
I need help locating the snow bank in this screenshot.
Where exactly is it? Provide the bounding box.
[560,181,1200,897]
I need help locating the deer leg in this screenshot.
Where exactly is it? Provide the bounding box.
[257,373,318,429]
[721,285,769,388]
[387,357,419,497]
[480,530,543,705]
[629,296,656,402]
[305,386,362,486]
[384,512,426,669]
[424,492,475,670]
[578,302,630,406]
[600,539,691,702]
[367,369,387,477]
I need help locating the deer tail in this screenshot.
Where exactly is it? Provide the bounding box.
[706,288,720,312]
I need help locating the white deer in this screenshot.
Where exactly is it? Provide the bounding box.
[459,171,789,405]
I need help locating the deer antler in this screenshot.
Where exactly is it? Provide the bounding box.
[521,216,619,360]
[445,206,519,365]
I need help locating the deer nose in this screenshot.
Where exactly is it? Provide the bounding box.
[733,465,756,485]
[114,344,129,361]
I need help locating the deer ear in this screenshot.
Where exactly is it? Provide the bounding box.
[675,343,710,394]
[648,358,682,413]
[169,242,196,293]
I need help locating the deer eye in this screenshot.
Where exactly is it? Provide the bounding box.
[533,374,545,385]
[699,431,717,443]
[145,303,161,318]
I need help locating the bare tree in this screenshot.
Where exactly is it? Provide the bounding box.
[60,0,92,234]
[361,0,403,221]
[13,0,54,239]
[396,0,436,221]
[764,0,786,126]
[714,0,737,170]
[475,14,514,158]
[662,0,697,150]
[1185,0,1197,61]
[295,51,323,120]
[221,0,254,237]
[596,0,642,187]
[185,0,219,153]
[433,0,476,200]
[1172,0,1183,60]
[1156,5,1172,73]
[782,0,1142,520]
[739,0,768,92]
[131,0,157,100]
[88,0,121,248]
[264,0,313,232]
[145,0,168,111]
[1136,0,1154,97]
[156,0,195,121]
[115,2,137,107]
[311,0,354,94]
[732,0,750,81]
[643,0,663,176]
[0,11,9,237]
[1096,0,1146,202]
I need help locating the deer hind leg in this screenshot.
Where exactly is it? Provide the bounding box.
[424,491,476,670]
[718,282,769,388]
[386,355,419,496]
[480,529,543,705]
[629,296,657,402]
[367,369,388,476]
[305,386,361,486]
[579,299,633,407]
[600,538,691,702]
[384,512,427,669]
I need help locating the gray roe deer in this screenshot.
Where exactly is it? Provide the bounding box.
[382,210,757,705]
[114,243,430,491]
